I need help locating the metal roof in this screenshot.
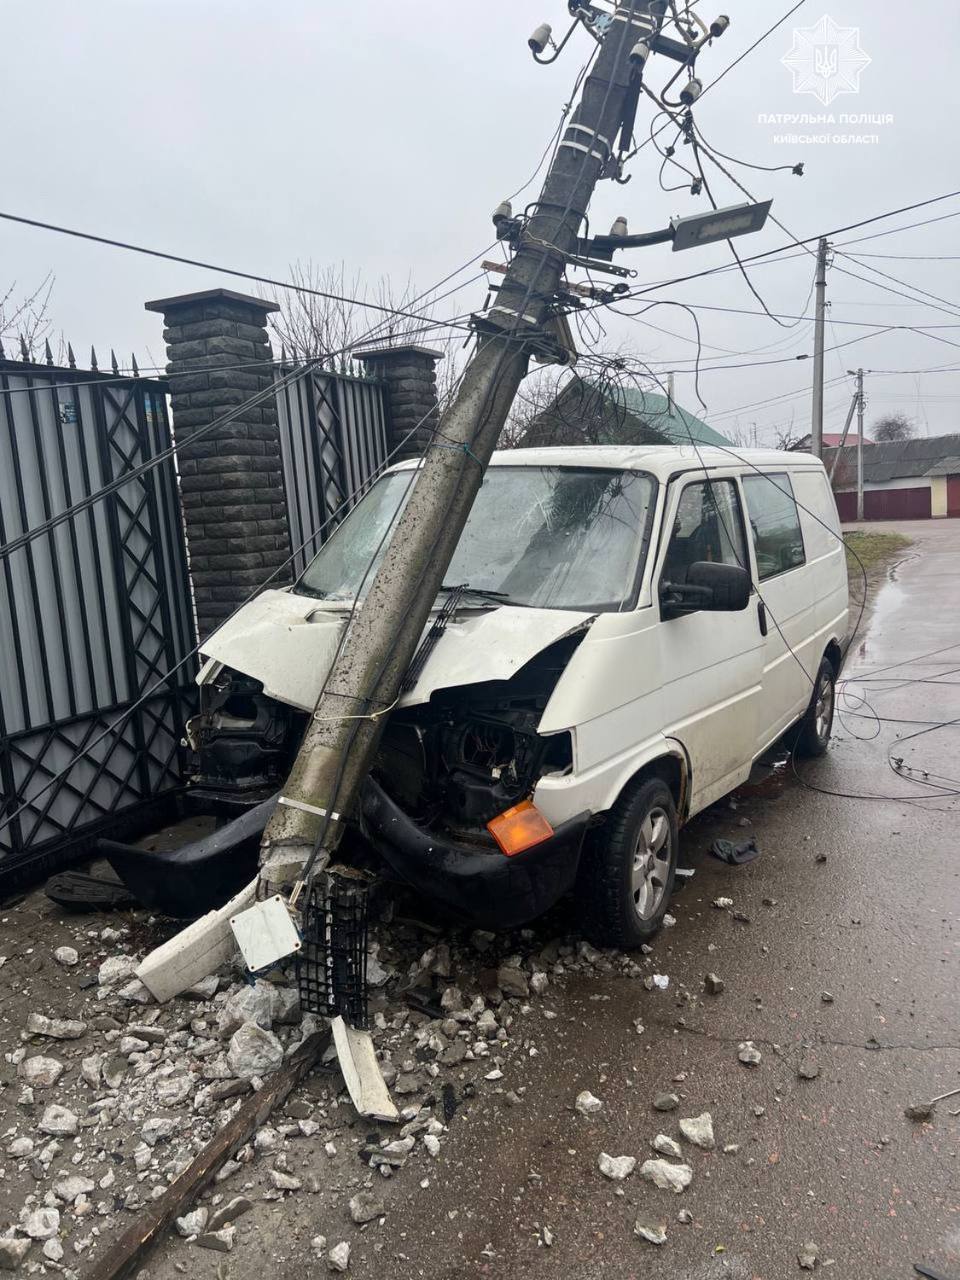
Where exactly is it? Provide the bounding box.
[825,434,960,483]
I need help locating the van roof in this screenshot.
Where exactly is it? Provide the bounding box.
[391,444,824,481]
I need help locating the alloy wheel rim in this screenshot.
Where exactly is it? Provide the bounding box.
[631,807,671,921]
[815,675,834,740]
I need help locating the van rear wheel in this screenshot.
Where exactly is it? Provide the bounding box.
[580,777,679,949]
[793,657,836,758]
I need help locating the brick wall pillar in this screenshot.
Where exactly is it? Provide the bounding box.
[354,344,444,461]
[144,288,291,640]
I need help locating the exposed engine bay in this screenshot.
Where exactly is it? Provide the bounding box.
[184,630,585,842]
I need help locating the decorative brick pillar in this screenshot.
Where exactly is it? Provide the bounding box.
[354,344,444,461]
[144,288,291,640]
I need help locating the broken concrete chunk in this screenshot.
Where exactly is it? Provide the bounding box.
[269,1169,302,1192]
[575,1091,603,1117]
[798,1058,821,1080]
[643,973,669,991]
[53,1174,95,1203]
[18,1056,64,1088]
[217,981,279,1036]
[42,1238,64,1263]
[677,1208,694,1225]
[704,972,724,995]
[634,1215,667,1245]
[142,1117,178,1147]
[497,965,529,999]
[530,971,549,996]
[348,1191,385,1224]
[328,1241,351,1272]
[207,1197,253,1233]
[254,1126,281,1154]
[38,1104,78,1136]
[21,1207,60,1240]
[196,1227,235,1253]
[98,955,138,987]
[653,1134,682,1159]
[226,1022,284,1078]
[80,1054,104,1088]
[423,1134,441,1157]
[156,1075,192,1107]
[738,1041,762,1067]
[640,1158,693,1193]
[0,1237,32,1270]
[6,1137,34,1159]
[798,1241,820,1270]
[904,1101,934,1123]
[53,946,79,967]
[119,1036,150,1056]
[712,897,733,909]
[679,1112,715,1150]
[118,977,153,1004]
[652,1091,679,1112]
[25,1012,86,1040]
[440,985,464,1014]
[175,1208,209,1238]
[598,1153,636,1180]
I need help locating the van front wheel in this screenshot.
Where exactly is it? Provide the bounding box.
[580,777,679,949]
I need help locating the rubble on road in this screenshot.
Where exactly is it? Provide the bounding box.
[575,1090,603,1116]
[679,1112,715,1150]
[738,1041,763,1066]
[798,1240,820,1270]
[634,1215,668,1245]
[598,1153,637,1180]
[640,1158,693,1193]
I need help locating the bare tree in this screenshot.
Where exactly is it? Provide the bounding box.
[872,413,915,443]
[0,275,56,359]
[265,260,462,378]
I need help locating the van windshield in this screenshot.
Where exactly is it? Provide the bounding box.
[295,465,656,612]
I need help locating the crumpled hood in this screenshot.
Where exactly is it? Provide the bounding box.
[198,588,594,712]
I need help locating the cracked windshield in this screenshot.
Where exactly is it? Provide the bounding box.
[295,465,655,610]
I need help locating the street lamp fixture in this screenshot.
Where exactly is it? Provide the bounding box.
[582,199,773,260]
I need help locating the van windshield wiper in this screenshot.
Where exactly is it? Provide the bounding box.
[438,583,512,605]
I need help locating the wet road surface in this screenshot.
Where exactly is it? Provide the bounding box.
[348,519,960,1280]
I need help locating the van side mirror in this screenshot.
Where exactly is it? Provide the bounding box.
[660,561,752,619]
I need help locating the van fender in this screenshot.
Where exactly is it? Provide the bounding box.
[534,735,691,829]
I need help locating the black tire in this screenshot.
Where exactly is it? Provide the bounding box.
[794,656,836,758]
[579,777,679,949]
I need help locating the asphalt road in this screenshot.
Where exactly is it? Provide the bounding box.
[348,519,960,1280]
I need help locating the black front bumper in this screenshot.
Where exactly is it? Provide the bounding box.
[360,778,588,929]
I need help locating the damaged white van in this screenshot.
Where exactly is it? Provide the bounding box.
[104,446,848,947]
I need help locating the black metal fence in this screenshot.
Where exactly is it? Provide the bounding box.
[0,356,197,888]
[275,362,389,576]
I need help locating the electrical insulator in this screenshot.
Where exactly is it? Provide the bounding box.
[528,23,552,54]
[609,216,629,238]
[680,76,703,105]
[629,39,651,69]
[492,200,513,228]
[710,15,730,37]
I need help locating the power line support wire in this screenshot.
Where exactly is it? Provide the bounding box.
[261,2,656,891]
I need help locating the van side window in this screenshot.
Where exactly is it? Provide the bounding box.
[662,480,747,584]
[742,473,806,580]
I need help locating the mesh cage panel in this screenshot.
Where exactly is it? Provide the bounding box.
[296,874,369,1028]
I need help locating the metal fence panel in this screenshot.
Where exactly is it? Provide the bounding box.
[0,361,196,885]
[277,365,388,577]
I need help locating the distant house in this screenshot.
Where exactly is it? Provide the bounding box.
[821,431,872,448]
[824,434,960,520]
[520,378,732,450]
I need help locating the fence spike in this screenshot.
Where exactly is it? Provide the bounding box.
[67,343,76,369]
[110,348,119,375]
[44,339,54,365]
[131,352,140,377]
[20,335,30,362]
[90,346,98,371]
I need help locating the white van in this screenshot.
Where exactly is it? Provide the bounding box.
[114,446,848,945]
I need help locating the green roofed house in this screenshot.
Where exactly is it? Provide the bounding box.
[517,376,732,450]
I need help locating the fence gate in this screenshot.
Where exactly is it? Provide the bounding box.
[275,363,389,576]
[0,357,196,890]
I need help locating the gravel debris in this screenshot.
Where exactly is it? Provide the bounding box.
[653,1091,680,1112]
[679,1112,716,1150]
[640,1158,693,1193]
[738,1041,763,1067]
[575,1090,603,1117]
[597,1152,636,1180]
[634,1215,668,1245]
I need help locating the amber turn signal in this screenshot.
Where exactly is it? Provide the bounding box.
[487,800,554,857]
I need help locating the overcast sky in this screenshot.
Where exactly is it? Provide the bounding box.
[3,1,959,444]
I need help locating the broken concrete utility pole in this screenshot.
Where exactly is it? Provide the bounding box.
[258,1,660,889]
[810,236,829,459]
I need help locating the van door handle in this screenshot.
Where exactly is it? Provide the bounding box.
[757,600,768,637]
